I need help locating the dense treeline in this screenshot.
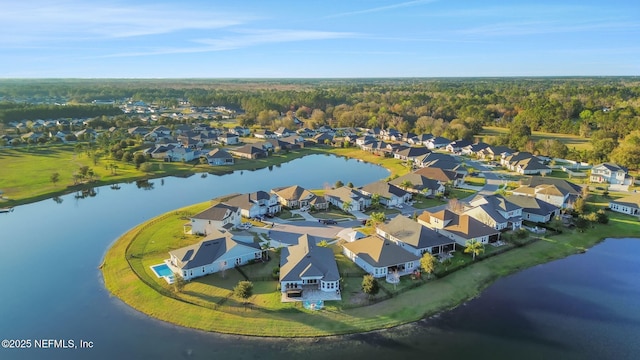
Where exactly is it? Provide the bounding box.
[2,78,640,167]
[0,103,122,123]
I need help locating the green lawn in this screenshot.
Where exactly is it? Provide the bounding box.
[412,196,446,209]
[464,176,486,187]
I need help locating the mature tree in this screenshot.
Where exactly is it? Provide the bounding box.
[370,193,381,209]
[133,153,146,169]
[573,216,589,232]
[335,180,344,188]
[347,182,354,188]
[361,274,379,298]
[610,130,640,170]
[139,162,153,173]
[464,239,484,261]
[573,196,586,215]
[172,273,186,293]
[317,240,330,247]
[50,172,60,185]
[420,252,436,279]
[233,281,254,303]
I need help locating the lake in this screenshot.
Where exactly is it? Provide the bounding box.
[0,154,638,360]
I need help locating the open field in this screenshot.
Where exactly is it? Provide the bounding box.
[477,126,591,151]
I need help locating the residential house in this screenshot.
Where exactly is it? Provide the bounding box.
[590,163,633,185]
[380,128,400,141]
[393,146,431,162]
[127,126,148,136]
[512,176,583,209]
[272,185,328,209]
[165,146,195,162]
[425,136,451,149]
[203,148,234,165]
[355,135,376,146]
[445,139,473,153]
[418,209,501,245]
[361,140,391,155]
[376,216,456,256]
[465,194,523,230]
[342,236,420,279]
[254,130,277,139]
[186,203,241,235]
[505,195,560,223]
[408,133,433,146]
[275,127,296,138]
[316,125,334,134]
[609,194,640,216]
[218,132,240,145]
[224,191,281,218]
[461,142,490,156]
[230,126,251,137]
[414,167,463,187]
[311,132,334,145]
[228,144,267,159]
[389,173,445,196]
[324,186,371,212]
[296,127,316,137]
[144,144,176,159]
[501,152,551,175]
[167,230,263,281]
[478,145,513,160]
[279,234,341,300]
[359,181,412,208]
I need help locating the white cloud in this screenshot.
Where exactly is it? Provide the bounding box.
[458,20,639,37]
[98,29,359,58]
[327,0,438,18]
[0,0,253,44]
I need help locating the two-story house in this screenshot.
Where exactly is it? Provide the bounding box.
[417,209,500,245]
[590,163,633,185]
[376,215,456,256]
[186,203,241,235]
[224,191,281,218]
[464,194,523,230]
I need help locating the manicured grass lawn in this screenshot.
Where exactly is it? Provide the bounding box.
[464,176,486,187]
[314,147,411,178]
[449,188,477,199]
[312,207,356,220]
[412,196,446,209]
[278,209,304,220]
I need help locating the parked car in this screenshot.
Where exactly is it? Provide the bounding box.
[319,219,337,225]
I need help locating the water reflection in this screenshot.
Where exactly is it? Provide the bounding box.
[52,196,63,204]
[135,179,154,190]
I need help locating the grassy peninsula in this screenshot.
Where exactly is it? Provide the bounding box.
[101,192,640,337]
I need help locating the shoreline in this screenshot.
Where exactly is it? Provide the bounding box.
[0,146,403,208]
[101,191,640,338]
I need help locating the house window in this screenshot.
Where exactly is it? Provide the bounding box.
[235,258,241,265]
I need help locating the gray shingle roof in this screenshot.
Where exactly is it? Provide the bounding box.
[377,216,454,249]
[279,235,340,282]
[342,236,420,267]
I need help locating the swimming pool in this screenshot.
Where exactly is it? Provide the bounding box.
[150,263,175,283]
[303,300,324,310]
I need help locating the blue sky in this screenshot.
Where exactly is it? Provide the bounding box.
[2,0,639,77]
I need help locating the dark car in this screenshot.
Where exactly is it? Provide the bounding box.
[320,219,337,225]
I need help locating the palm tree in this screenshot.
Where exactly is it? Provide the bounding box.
[371,193,381,209]
[342,200,353,213]
[464,239,484,261]
[400,180,413,191]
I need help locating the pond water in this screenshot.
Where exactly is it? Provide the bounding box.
[0,154,638,360]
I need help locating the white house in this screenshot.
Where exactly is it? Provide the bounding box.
[418,209,500,245]
[324,186,371,212]
[167,230,263,281]
[224,191,281,218]
[271,185,328,209]
[186,203,241,235]
[465,194,523,231]
[165,147,195,162]
[609,194,640,216]
[505,195,560,223]
[359,181,411,208]
[590,163,633,185]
